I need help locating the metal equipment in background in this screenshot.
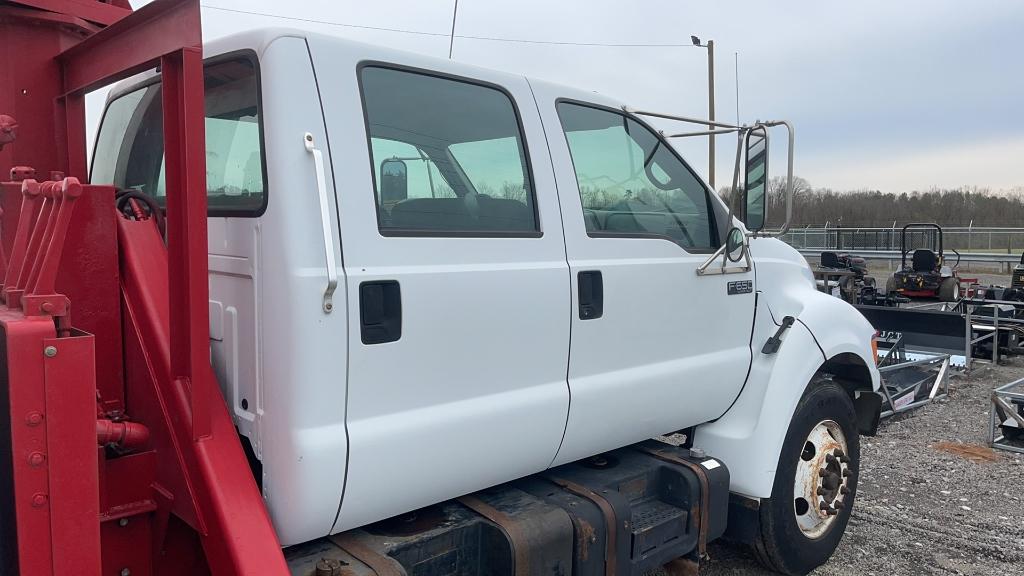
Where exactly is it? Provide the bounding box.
[885,223,963,302]
[958,293,1024,366]
[1013,252,1024,290]
[813,251,875,304]
[991,377,1024,454]
[874,333,950,418]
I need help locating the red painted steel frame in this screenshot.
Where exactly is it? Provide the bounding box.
[1,0,288,574]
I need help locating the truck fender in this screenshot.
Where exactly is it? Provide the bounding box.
[693,289,880,500]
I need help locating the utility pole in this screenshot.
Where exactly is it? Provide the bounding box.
[691,36,716,189]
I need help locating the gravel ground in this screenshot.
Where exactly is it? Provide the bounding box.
[698,356,1024,575]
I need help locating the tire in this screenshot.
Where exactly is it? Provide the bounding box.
[938,277,960,302]
[750,378,860,576]
[885,275,896,294]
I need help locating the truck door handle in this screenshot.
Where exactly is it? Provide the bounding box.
[304,132,338,314]
[578,270,603,320]
[360,281,402,344]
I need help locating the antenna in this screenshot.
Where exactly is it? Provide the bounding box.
[448,0,460,59]
[734,51,740,126]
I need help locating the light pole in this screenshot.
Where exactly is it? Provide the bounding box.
[691,35,715,190]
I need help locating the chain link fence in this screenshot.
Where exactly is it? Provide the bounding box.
[781,227,1024,254]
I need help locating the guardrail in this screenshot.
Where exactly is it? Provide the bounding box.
[781,226,1024,254]
[796,248,1021,266]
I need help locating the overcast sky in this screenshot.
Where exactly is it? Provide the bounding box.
[113,0,1023,194]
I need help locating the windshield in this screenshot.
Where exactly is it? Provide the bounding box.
[91,56,266,215]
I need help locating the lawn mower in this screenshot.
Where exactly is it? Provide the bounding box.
[886,223,962,302]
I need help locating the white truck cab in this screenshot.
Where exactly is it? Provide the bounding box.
[91,28,881,576]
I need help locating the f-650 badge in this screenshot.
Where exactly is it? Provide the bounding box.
[728,280,753,295]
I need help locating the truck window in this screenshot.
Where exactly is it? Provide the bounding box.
[360,66,537,234]
[557,102,718,250]
[369,138,457,202]
[91,55,266,216]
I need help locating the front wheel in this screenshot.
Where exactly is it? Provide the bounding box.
[750,378,860,575]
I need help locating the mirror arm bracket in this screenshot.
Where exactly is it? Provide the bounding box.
[696,239,753,276]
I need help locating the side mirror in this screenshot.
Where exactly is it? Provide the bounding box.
[743,126,768,232]
[380,158,408,203]
[726,227,745,262]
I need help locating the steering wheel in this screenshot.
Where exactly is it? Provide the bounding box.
[116,188,165,236]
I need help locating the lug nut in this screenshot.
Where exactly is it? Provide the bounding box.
[816,487,827,496]
[834,501,846,510]
[826,508,839,516]
[840,486,850,495]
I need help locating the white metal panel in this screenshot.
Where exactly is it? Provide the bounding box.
[528,80,757,467]
[306,37,571,532]
[694,238,879,498]
[246,35,349,546]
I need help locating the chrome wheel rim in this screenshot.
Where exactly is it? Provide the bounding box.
[793,420,850,539]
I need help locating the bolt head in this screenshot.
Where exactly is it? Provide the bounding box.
[31,493,47,508]
[43,346,57,358]
[120,568,131,576]
[27,452,45,467]
[25,412,43,427]
[119,517,129,527]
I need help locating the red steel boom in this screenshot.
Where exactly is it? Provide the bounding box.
[0,1,288,574]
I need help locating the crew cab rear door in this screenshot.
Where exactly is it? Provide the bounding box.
[529,81,757,466]
[307,40,571,531]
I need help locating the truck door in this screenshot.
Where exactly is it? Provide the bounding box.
[531,86,757,466]
[308,44,571,532]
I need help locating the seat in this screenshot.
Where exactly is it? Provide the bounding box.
[820,251,841,269]
[911,249,938,272]
[476,196,534,231]
[388,198,469,230]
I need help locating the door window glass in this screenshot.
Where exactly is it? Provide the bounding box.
[361,66,537,234]
[91,56,266,215]
[557,102,717,250]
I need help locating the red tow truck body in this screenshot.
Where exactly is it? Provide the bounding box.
[0,1,288,573]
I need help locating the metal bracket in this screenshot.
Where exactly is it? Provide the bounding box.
[304,132,337,314]
[695,240,753,276]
